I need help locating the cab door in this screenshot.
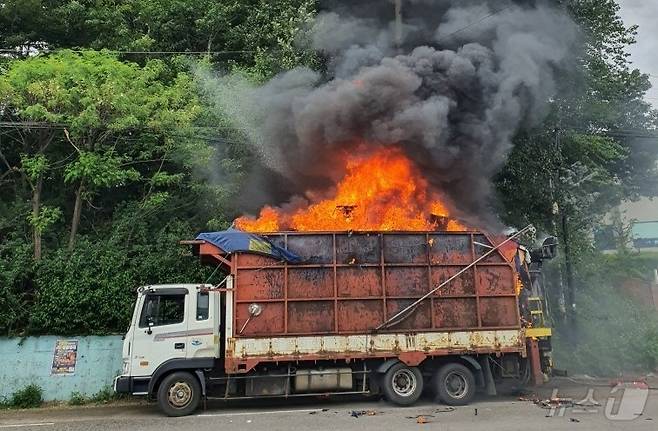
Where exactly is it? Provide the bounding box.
[185,290,218,359]
[130,288,189,379]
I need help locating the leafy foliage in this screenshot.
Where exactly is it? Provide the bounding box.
[1,0,657,349]
[68,391,86,406]
[67,386,120,406]
[0,0,317,75]
[0,0,317,336]
[63,152,139,188]
[0,51,234,335]
[26,208,210,335]
[2,384,43,409]
[0,239,34,335]
[90,386,120,403]
[552,252,658,375]
[497,0,658,333]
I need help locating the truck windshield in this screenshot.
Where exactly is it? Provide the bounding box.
[139,294,185,327]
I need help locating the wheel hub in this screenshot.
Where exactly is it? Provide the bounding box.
[392,369,417,397]
[444,372,468,398]
[168,381,193,408]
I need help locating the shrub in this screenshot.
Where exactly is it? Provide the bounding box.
[26,215,210,336]
[68,391,86,406]
[9,384,43,409]
[90,387,114,403]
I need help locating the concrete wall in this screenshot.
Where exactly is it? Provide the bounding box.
[0,336,123,401]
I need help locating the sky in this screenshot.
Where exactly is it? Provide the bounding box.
[618,0,658,106]
[617,1,658,210]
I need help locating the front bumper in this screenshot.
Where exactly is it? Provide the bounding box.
[113,375,150,395]
[113,375,131,394]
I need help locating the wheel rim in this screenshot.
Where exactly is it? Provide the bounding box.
[444,371,468,399]
[391,369,417,397]
[167,381,193,408]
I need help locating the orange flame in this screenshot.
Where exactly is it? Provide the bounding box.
[236,148,468,232]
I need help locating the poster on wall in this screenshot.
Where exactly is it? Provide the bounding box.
[51,339,78,375]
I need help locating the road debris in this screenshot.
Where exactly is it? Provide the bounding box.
[518,394,540,402]
[308,409,329,415]
[406,414,435,419]
[350,410,378,418]
[435,407,455,413]
[416,416,430,424]
[536,397,574,409]
[569,418,580,423]
[404,414,435,424]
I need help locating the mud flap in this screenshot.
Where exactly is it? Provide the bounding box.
[479,356,497,396]
[195,369,207,410]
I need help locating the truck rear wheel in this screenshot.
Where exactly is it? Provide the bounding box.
[381,363,423,406]
[433,363,475,406]
[157,371,201,417]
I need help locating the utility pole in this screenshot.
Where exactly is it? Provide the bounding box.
[394,0,403,48]
[562,212,576,328]
[553,128,576,335]
[550,129,567,321]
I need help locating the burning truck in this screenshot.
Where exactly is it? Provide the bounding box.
[113,1,577,416]
[113,150,557,416]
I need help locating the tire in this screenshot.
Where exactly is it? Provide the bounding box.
[433,363,476,406]
[157,371,201,417]
[381,363,424,406]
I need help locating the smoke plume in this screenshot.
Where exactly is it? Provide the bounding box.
[201,0,579,227]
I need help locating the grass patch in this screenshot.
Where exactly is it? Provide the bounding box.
[67,386,122,406]
[90,387,116,403]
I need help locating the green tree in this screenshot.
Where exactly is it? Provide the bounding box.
[0,50,203,252]
[0,0,318,336]
[0,0,317,76]
[497,0,658,325]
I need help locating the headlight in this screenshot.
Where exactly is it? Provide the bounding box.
[122,360,130,374]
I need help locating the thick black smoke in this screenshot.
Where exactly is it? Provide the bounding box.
[201,0,579,227]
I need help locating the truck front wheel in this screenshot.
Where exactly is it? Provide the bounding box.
[381,363,423,406]
[432,363,475,406]
[157,371,201,417]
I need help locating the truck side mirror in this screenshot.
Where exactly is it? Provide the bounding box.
[541,236,559,260]
[530,236,559,262]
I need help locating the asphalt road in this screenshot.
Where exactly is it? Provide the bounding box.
[1,381,656,431]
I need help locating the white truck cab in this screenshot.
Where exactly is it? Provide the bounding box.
[114,284,219,399]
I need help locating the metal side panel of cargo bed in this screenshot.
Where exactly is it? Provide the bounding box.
[197,231,526,373]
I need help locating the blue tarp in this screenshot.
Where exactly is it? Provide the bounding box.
[196,228,301,263]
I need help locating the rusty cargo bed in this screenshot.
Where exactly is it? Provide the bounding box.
[192,231,527,373]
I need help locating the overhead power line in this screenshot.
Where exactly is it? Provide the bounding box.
[2,121,657,141]
[435,5,513,44]
[0,121,246,130]
[0,5,517,57]
[0,48,261,56]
